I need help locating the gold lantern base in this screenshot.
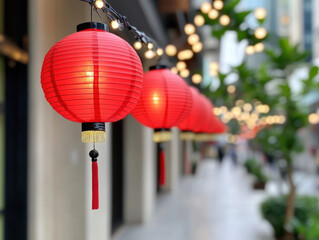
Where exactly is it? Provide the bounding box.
[81,122,106,143]
[153,129,172,143]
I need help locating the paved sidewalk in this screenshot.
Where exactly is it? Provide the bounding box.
[114,159,274,240]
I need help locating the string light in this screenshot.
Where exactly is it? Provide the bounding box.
[254,8,267,20]
[111,20,120,29]
[219,15,230,26]
[227,85,236,94]
[187,34,200,45]
[156,48,164,56]
[213,0,224,10]
[309,113,319,124]
[243,103,252,112]
[165,45,177,56]
[147,42,154,49]
[94,0,105,9]
[254,42,264,52]
[144,50,155,59]
[208,9,219,20]
[254,27,267,39]
[171,67,178,74]
[184,24,196,35]
[177,50,194,60]
[192,74,202,84]
[133,41,142,50]
[180,69,190,78]
[194,15,205,27]
[192,42,203,53]
[210,62,219,76]
[201,2,212,14]
[245,45,255,55]
[176,61,187,71]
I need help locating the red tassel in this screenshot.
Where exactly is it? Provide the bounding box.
[92,161,99,210]
[159,150,166,186]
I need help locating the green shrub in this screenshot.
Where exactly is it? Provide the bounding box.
[244,159,269,183]
[261,195,319,239]
[296,212,319,240]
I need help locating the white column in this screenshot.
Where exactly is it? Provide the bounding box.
[124,115,156,223]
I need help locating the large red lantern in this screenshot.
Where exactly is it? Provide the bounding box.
[41,22,144,209]
[131,66,192,186]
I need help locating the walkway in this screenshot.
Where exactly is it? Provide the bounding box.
[114,159,274,240]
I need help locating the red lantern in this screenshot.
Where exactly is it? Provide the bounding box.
[178,87,203,132]
[41,22,144,210]
[131,66,192,186]
[192,95,210,133]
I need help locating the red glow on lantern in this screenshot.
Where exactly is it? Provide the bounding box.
[131,67,192,129]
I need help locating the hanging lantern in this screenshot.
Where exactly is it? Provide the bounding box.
[41,22,144,209]
[179,87,202,140]
[131,65,192,186]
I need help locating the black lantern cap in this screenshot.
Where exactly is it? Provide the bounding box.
[77,22,109,32]
[82,122,105,132]
[149,65,169,71]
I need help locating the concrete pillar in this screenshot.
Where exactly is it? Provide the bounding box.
[124,115,156,223]
[28,1,111,240]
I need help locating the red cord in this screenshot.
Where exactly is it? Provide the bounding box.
[92,161,99,210]
[159,150,166,186]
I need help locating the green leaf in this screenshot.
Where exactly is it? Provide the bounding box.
[309,66,319,80]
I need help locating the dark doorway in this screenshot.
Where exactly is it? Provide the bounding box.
[111,120,124,234]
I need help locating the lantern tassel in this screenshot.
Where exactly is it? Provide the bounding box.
[89,149,99,210]
[159,149,166,186]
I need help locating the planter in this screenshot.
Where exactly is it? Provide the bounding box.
[253,181,266,190]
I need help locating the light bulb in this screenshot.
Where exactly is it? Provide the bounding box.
[144,50,155,59]
[184,24,196,35]
[94,0,105,9]
[180,69,190,78]
[111,20,120,29]
[254,27,267,39]
[177,49,194,60]
[165,45,177,56]
[213,0,224,10]
[208,9,219,20]
[201,2,212,14]
[133,41,142,50]
[147,42,154,49]
[156,48,164,56]
[245,45,255,55]
[171,67,178,74]
[210,62,219,71]
[194,15,205,27]
[227,85,236,94]
[192,42,203,53]
[254,8,267,20]
[192,74,202,84]
[176,61,186,71]
[187,34,200,45]
[309,113,319,124]
[243,103,252,112]
[254,42,264,52]
[219,15,230,26]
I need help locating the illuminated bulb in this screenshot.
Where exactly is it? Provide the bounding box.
[156,48,164,56]
[254,8,267,20]
[111,20,120,29]
[243,103,252,112]
[309,113,319,124]
[220,106,227,114]
[245,45,255,55]
[192,74,202,84]
[201,2,212,14]
[144,50,155,59]
[188,34,200,45]
[254,42,264,52]
[227,85,236,94]
[165,45,177,56]
[213,0,224,10]
[147,42,154,49]
[210,62,219,71]
[194,15,205,27]
[192,42,203,53]
[235,99,244,106]
[219,15,230,26]
[208,9,219,20]
[254,27,267,39]
[94,0,105,9]
[180,69,190,78]
[176,61,187,70]
[171,67,178,74]
[177,49,194,60]
[133,41,142,50]
[184,24,196,35]
[231,107,241,116]
[214,108,221,115]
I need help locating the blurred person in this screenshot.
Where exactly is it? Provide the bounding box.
[229,143,238,166]
[217,144,225,164]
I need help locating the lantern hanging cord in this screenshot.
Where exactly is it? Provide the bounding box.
[80,0,160,50]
